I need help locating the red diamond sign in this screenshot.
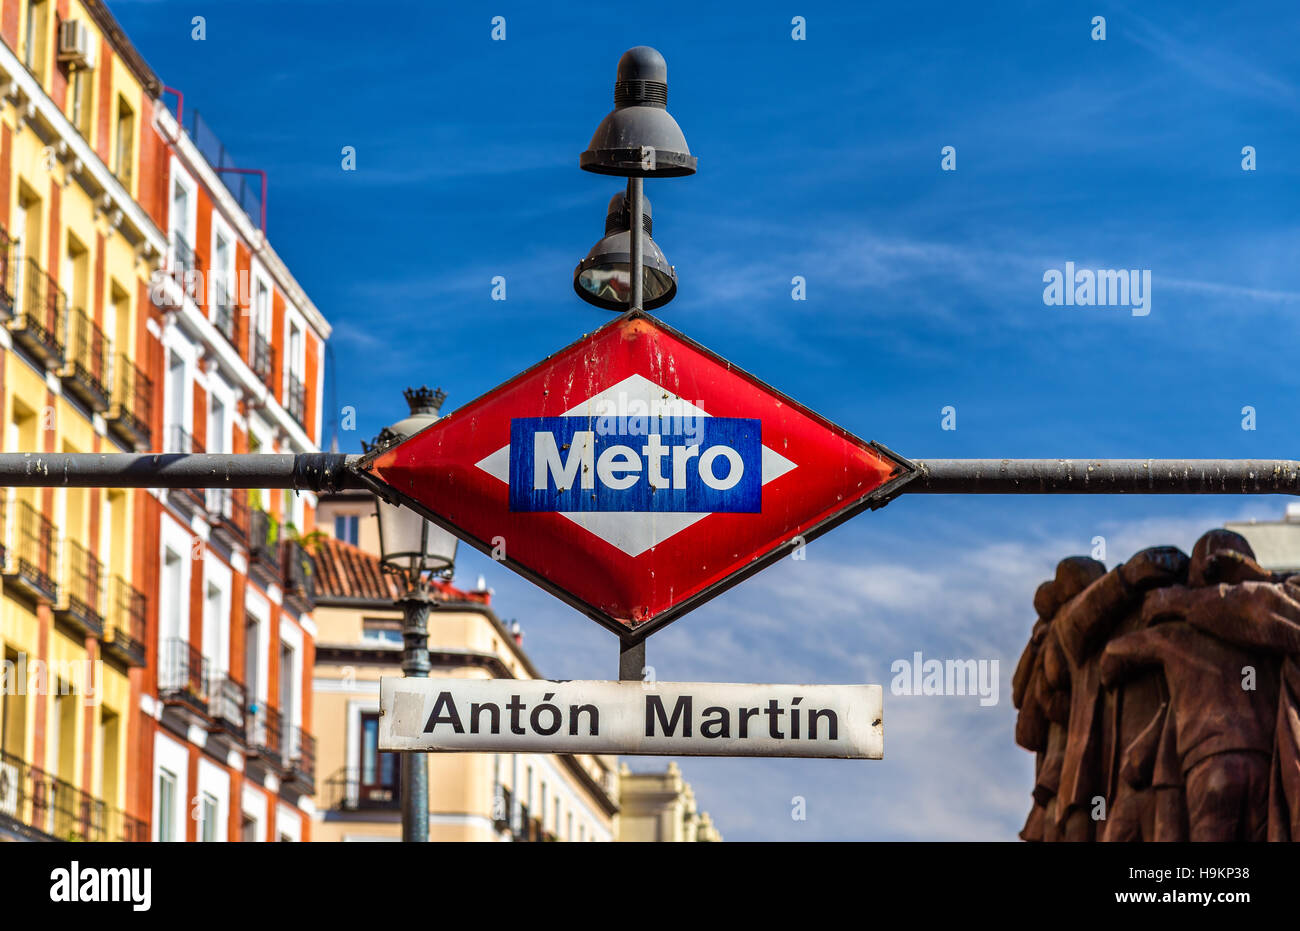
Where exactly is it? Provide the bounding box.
[358,312,915,639]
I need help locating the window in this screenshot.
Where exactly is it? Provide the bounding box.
[361,618,402,645]
[24,1,47,76]
[241,814,259,843]
[71,67,93,138]
[157,770,177,842]
[199,792,218,842]
[165,350,187,451]
[358,712,397,805]
[334,514,359,545]
[114,98,134,186]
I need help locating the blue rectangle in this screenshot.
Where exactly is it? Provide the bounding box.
[509,416,762,513]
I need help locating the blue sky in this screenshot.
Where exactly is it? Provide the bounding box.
[113,1,1300,839]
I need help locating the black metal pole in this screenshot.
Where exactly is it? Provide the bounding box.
[619,639,645,682]
[906,459,1300,495]
[400,593,432,842]
[628,177,644,312]
[1,454,1298,497]
[0,452,364,490]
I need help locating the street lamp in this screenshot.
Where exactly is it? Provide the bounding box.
[366,386,458,843]
[574,190,677,311]
[581,46,694,313]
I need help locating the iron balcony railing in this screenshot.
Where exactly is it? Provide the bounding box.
[0,224,14,318]
[212,288,243,347]
[58,539,104,638]
[251,330,275,391]
[170,232,201,301]
[104,576,146,666]
[11,255,67,367]
[209,674,247,735]
[249,508,282,573]
[283,539,315,612]
[107,352,152,449]
[324,768,399,811]
[0,750,146,842]
[62,308,111,411]
[166,425,208,512]
[159,638,212,713]
[5,499,58,603]
[285,373,307,427]
[246,703,283,767]
[208,487,250,544]
[285,724,315,787]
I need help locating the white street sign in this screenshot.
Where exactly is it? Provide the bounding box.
[379,679,883,759]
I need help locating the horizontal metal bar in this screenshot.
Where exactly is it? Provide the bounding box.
[907,459,1300,495]
[0,453,366,492]
[1,454,1297,498]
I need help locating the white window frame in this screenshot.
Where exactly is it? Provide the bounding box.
[168,158,198,251]
[152,732,189,843]
[202,557,233,676]
[196,758,230,843]
[208,212,236,318]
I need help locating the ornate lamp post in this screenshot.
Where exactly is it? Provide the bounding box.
[365,386,459,842]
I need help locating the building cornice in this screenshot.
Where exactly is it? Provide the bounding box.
[81,0,163,96]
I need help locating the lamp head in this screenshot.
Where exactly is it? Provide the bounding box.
[580,46,696,178]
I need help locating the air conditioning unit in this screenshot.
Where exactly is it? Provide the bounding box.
[0,760,18,817]
[57,20,96,69]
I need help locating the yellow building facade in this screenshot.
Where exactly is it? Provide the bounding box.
[616,762,722,842]
[0,0,165,841]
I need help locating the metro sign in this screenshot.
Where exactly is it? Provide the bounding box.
[359,311,916,639]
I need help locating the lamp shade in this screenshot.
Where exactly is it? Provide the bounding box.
[581,47,696,178]
[374,496,459,581]
[574,191,677,310]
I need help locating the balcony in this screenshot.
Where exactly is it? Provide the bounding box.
[208,674,247,738]
[103,576,146,667]
[159,638,212,716]
[0,226,15,320]
[165,425,208,515]
[170,233,201,303]
[212,290,244,349]
[324,768,399,812]
[60,309,112,412]
[208,487,249,548]
[284,723,315,791]
[245,703,283,772]
[286,373,307,428]
[2,500,59,604]
[248,507,281,588]
[0,750,146,842]
[251,331,275,394]
[106,353,152,450]
[54,540,104,639]
[283,539,315,614]
[7,256,67,368]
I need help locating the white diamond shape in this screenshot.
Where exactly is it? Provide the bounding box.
[475,374,796,557]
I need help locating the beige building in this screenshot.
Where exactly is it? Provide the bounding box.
[616,762,721,842]
[1227,504,1300,574]
[309,489,619,842]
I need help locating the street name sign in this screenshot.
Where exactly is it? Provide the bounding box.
[379,678,883,759]
[359,310,915,639]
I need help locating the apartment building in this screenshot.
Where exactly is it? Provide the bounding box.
[0,0,329,843]
[139,74,329,844]
[311,489,621,842]
[0,0,164,842]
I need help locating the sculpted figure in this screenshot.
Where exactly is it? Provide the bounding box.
[1050,548,1185,841]
[1097,547,1190,841]
[1101,531,1279,842]
[1026,557,1105,840]
[1015,581,1060,841]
